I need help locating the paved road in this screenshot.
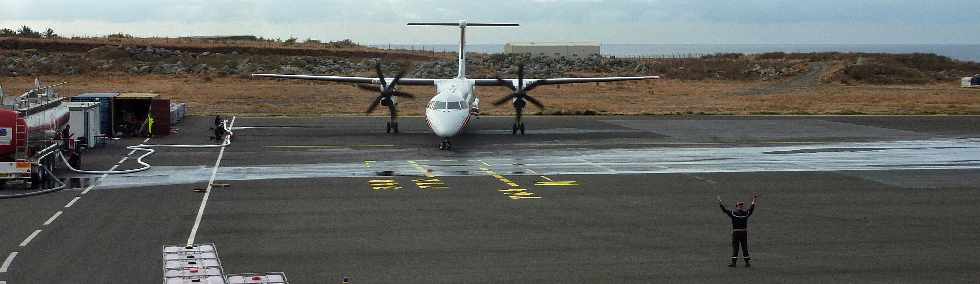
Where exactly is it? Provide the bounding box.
[1,115,978,283]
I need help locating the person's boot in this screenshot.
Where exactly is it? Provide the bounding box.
[728,258,737,267]
[744,257,752,267]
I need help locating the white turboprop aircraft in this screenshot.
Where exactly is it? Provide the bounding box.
[254,21,660,150]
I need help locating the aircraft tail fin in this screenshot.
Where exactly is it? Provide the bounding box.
[408,21,518,79]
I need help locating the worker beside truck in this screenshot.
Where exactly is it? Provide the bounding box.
[0,80,78,188]
[0,80,185,189]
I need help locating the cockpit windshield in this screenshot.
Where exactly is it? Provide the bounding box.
[429,101,465,110]
[429,101,447,110]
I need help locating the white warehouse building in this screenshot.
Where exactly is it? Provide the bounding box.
[504,42,600,58]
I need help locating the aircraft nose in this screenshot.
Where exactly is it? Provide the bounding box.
[427,110,465,138]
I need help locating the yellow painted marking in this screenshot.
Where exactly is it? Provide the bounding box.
[481,167,541,201]
[368,179,402,191]
[535,181,579,186]
[364,161,376,168]
[509,195,543,200]
[408,160,438,178]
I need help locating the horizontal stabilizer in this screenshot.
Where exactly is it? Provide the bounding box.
[407,22,519,27]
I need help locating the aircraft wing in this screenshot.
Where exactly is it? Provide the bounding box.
[251,74,438,86]
[472,76,660,87]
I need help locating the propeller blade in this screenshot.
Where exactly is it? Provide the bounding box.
[356,84,379,92]
[374,63,387,88]
[392,91,416,98]
[366,96,382,113]
[517,65,525,90]
[383,69,408,94]
[495,77,517,91]
[524,94,545,109]
[493,94,517,106]
[390,69,407,87]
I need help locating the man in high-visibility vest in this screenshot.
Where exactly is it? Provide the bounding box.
[146,114,155,137]
[718,193,758,267]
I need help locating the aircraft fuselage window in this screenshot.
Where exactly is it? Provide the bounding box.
[447,101,462,110]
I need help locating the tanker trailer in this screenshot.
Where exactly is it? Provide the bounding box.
[0,80,78,188]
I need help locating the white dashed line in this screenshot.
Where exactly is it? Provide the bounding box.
[83,164,119,195]
[186,117,235,246]
[43,211,63,226]
[0,139,153,277]
[65,197,81,208]
[0,252,17,273]
[19,230,42,247]
[79,183,97,195]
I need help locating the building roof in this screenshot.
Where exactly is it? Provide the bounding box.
[75,93,119,98]
[118,93,160,99]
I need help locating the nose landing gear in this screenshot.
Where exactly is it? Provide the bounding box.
[386,121,399,133]
[511,122,525,135]
[438,138,453,150]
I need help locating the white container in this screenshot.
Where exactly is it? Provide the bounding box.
[66,101,101,148]
[170,103,187,125]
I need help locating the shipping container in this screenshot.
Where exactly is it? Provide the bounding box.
[115,93,170,136]
[151,98,171,135]
[67,102,101,149]
[71,93,117,137]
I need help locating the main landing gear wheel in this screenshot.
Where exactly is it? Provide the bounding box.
[30,164,45,189]
[512,123,526,135]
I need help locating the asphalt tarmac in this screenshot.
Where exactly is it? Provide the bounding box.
[1,115,979,283]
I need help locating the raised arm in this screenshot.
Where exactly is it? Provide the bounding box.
[747,192,758,216]
[718,195,732,217]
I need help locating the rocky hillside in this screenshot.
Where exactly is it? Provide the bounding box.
[1,39,978,84]
[0,45,809,81]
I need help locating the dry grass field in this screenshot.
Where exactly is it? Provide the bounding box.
[3,74,979,116]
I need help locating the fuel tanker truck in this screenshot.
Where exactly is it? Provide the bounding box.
[0,79,79,188]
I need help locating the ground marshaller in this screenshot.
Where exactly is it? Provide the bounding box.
[718,193,758,267]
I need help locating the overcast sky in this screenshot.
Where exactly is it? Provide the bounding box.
[1,0,978,44]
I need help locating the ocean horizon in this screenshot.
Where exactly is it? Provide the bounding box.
[369,43,980,62]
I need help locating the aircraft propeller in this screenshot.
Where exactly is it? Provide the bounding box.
[493,65,546,135]
[357,63,415,133]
